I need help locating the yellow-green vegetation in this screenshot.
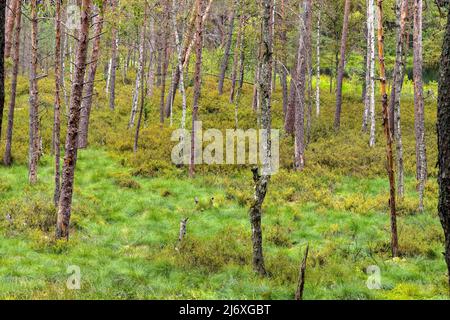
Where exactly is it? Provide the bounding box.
[0,74,447,299]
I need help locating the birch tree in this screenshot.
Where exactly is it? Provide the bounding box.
[363,0,376,150]
[218,3,236,95]
[334,0,351,130]
[129,24,146,128]
[249,0,273,276]
[293,0,312,171]
[413,0,427,211]
[56,0,92,240]
[189,0,205,178]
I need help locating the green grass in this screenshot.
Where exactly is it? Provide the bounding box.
[0,148,447,300]
[0,71,447,300]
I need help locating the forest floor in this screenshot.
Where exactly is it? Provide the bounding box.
[0,75,448,299]
[0,148,447,299]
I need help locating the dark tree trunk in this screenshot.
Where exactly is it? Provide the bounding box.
[437,1,450,291]
[295,244,309,300]
[53,0,62,206]
[3,0,21,166]
[334,0,351,130]
[28,0,40,184]
[376,0,399,258]
[0,1,7,143]
[56,0,92,240]
[218,6,236,95]
[79,3,105,149]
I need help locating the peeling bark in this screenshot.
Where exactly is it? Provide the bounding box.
[56,0,92,240]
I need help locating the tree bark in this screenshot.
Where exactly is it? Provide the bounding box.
[130,25,146,128]
[3,0,21,166]
[134,6,148,153]
[413,0,427,211]
[376,0,399,258]
[295,244,309,300]
[280,0,288,115]
[56,0,92,240]
[53,0,62,206]
[230,12,244,103]
[28,0,40,184]
[333,0,351,130]
[249,0,273,277]
[164,0,213,118]
[218,5,236,95]
[159,1,170,124]
[293,0,311,171]
[363,0,375,142]
[315,3,321,117]
[437,1,450,291]
[389,0,408,198]
[109,0,118,111]
[79,3,105,148]
[189,0,205,178]
[4,0,19,59]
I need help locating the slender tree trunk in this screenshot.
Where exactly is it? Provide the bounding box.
[78,3,105,148]
[437,1,450,291]
[165,0,213,118]
[334,0,351,130]
[129,26,146,128]
[160,1,170,124]
[315,4,321,117]
[413,0,427,211]
[134,7,148,153]
[376,0,399,258]
[53,0,62,206]
[389,0,408,198]
[3,0,21,166]
[363,0,375,135]
[28,0,40,184]
[295,244,309,300]
[249,0,273,277]
[230,12,244,103]
[218,5,236,95]
[280,0,288,115]
[56,0,92,240]
[189,0,205,178]
[293,0,311,171]
[172,0,188,140]
[0,1,7,143]
[285,56,298,135]
[4,0,19,59]
[109,0,118,111]
[147,17,156,98]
